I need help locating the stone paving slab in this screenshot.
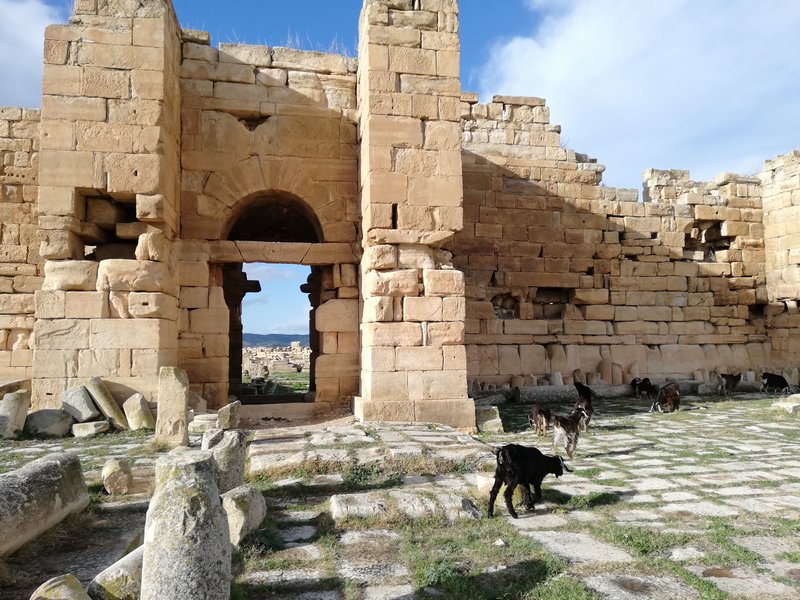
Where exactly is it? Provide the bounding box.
[583,574,699,599]
[522,531,634,564]
[686,566,800,599]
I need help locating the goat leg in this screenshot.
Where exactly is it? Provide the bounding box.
[503,482,519,519]
[487,476,503,517]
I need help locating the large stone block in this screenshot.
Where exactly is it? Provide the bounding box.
[96,259,177,295]
[24,409,75,438]
[61,386,101,422]
[42,260,98,291]
[422,269,464,296]
[222,484,267,547]
[0,453,89,556]
[315,299,359,331]
[123,392,156,430]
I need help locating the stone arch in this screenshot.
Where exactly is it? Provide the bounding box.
[198,155,355,243]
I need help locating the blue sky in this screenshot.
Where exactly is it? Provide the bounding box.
[2,0,799,333]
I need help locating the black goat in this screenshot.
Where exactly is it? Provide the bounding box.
[573,382,595,431]
[761,372,790,393]
[631,377,658,400]
[487,443,571,519]
[650,381,680,412]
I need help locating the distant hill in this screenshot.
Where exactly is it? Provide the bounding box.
[243,333,310,348]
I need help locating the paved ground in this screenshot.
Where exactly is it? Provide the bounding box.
[2,393,799,599]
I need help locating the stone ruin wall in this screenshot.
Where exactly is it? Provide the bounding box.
[1,0,800,422]
[455,93,799,388]
[0,108,41,380]
[29,0,184,408]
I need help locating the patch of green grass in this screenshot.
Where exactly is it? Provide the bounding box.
[87,481,106,503]
[576,467,601,478]
[342,461,403,491]
[603,525,693,557]
[521,575,603,600]
[566,491,622,510]
[400,515,569,600]
[777,551,800,562]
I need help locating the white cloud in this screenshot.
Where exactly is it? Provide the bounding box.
[478,0,800,190]
[0,0,65,109]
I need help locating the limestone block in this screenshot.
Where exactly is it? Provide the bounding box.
[72,420,110,438]
[201,428,246,493]
[135,231,171,262]
[140,451,231,600]
[35,290,66,319]
[154,367,189,448]
[85,377,129,430]
[189,308,228,334]
[422,269,464,296]
[29,574,91,599]
[96,259,177,294]
[222,484,267,547]
[315,299,358,332]
[395,347,443,371]
[123,392,156,430]
[87,545,144,600]
[102,458,133,495]
[90,319,176,351]
[571,289,609,305]
[42,260,98,291]
[362,322,423,347]
[0,389,31,438]
[216,400,241,429]
[64,291,109,319]
[0,453,89,557]
[61,386,101,422]
[426,321,464,346]
[476,406,503,433]
[404,296,442,321]
[24,409,74,438]
[363,244,398,270]
[39,231,84,261]
[363,297,393,322]
[364,269,420,297]
[128,292,178,320]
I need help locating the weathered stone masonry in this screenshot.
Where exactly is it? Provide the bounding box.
[0,0,798,428]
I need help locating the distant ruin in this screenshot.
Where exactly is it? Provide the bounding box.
[0,0,798,428]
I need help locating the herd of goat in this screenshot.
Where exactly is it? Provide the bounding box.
[487,371,795,518]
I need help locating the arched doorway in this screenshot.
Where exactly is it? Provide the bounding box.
[224,193,324,404]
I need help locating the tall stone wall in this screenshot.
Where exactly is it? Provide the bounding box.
[455,94,781,387]
[31,0,183,407]
[178,34,362,407]
[761,151,800,359]
[0,108,41,380]
[355,0,474,428]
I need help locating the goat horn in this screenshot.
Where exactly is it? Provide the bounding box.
[559,456,573,472]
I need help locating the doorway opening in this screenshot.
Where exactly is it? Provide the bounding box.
[223,192,324,404]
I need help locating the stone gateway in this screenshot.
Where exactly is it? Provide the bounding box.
[0,0,798,428]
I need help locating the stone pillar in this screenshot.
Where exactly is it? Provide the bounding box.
[31,0,183,408]
[0,453,89,557]
[355,0,474,428]
[140,450,231,600]
[154,366,189,448]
